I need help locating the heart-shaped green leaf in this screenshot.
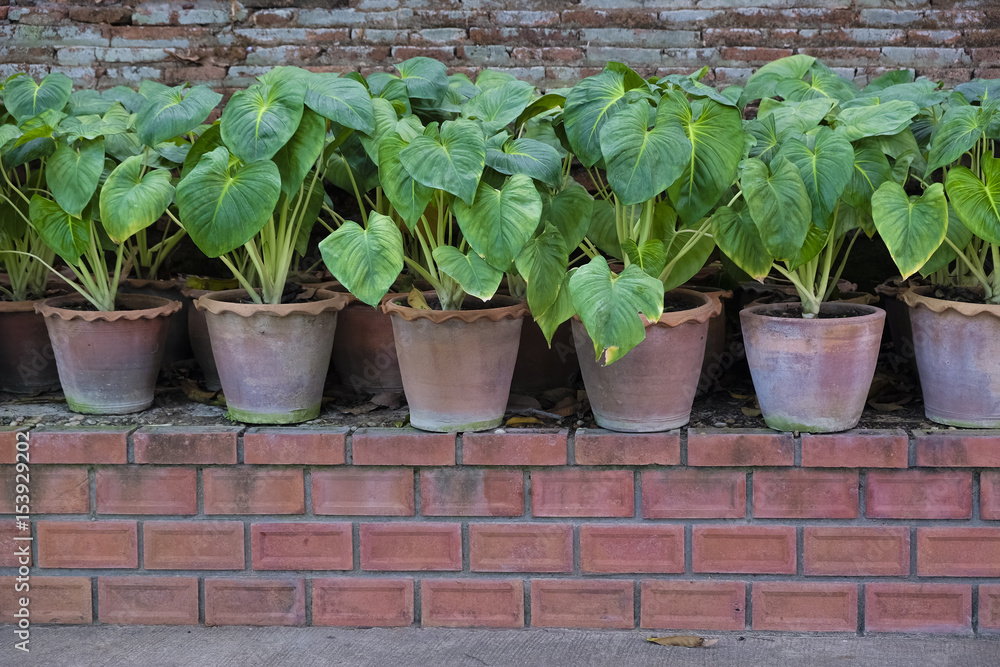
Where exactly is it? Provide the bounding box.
[946,152,1000,245]
[569,256,665,364]
[135,85,222,148]
[712,204,773,280]
[432,245,503,301]
[775,71,858,103]
[758,98,837,137]
[28,195,90,264]
[834,99,920,142]
[462,80,535,133]
[871,181,948,280]
[396,57,450,101]
[181,124,224,178]
[454,173,543,270]
[305,73,374,133]
[547,181,594,253]
[358,97,400,166]
[271,107,325,197]
[46,138,105,217]
[99,155,175,244]
[220,79,305,162]
[378,135,433,230]
[842,144,893,216]
[740,156,811,260]
[176,147,281,257]
[587,198,623,260]
[400,118,485,205]
[563,70,631,168]
[319,212,404,307]
[486,137,563,188]
[534,271,576,346]
[777,126,854,229]
[5,73,73,124]
[515,223,568,316]
[925,105,996,175]
[740,54,816,104]
[622,239,667,278]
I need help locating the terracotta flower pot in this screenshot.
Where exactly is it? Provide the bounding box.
[179,286,221,391]
[118,278,193,367]
[902,286,1000,427]
[683,285,732,394]
[382,293,528,432]
[0,298,61,395]
[572,288,722,432]
[740,301,885,433]
[195,288,349,424]
[35,294,181,414]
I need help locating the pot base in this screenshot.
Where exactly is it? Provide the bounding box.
[593,413,689,433]
[226,403,321,425]
[66,397,152,415]
[410,415,502,433]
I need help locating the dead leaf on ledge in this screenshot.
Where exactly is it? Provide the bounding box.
[371,392,403,409]
[336,402,378,415]
[505,416,543,427]
[180,378,225,406]
[741,406,762,417]
[648,635,719,648]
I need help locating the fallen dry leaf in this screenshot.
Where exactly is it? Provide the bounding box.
[371,392,403,409]
[647,635,719,648]
[407,288,431,310]
[741,406,762,417]
[505,416,543,427]
[180,378,225,406]
[551,395,579,417]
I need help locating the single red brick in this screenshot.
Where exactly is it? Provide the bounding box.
[753,470,859,519]
[692,526,796,574]
[352,428,455,466]
[642,470,746,519]
[866,470,972,519]
[470,523,573,572]
[251,522,352,570]
[312,468,414,516]
[30,428,129,464]
[687,429,794,467]
[753,582,857,632]
[0,520,29,567]
[143,521,244,570]
[421,468,523,516]
[915,431,1000,467]
[205,578,305,626]
[531,469,633,517]
[641,581,745,630]
[0,576,92,624]
[804,527,910,576]
[865,583,972,634]
[203,468,305,514]
[917,528,1000,577]
[981,584,1000,632]
[360,523,461,571]
[463,429,568,466]
[98,576,199,624]
[133,426,239,464]
[243,427,346,465]
[531,579,633,629]
[0,465,89,514]
[96,467,196,515]
[421,579,524,628]
[580,525,684,573]
[574,429,680,465]
[37,521,136,569]
[982,471,1000,521]
[801,430,908,468]
[0,427,29,464]
[312,578,414,626]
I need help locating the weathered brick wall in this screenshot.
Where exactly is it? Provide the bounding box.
[1,1,998,93]
[3,425,1000,633]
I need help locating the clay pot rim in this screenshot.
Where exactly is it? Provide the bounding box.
[901,284,1000,318]
[121,277,185,291]
[382,291,529,322]
[195,288,350,317]
[740,300,885,324]
[34,293,183,321]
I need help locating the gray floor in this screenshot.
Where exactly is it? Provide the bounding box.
[9,626,1000,667]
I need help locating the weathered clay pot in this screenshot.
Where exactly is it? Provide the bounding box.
[683,285,732,393]
[741,301,885,433]
[118,278,193,367]
[35,294,181,414]
[383,293,528,432]
[572,288,722,432]
[0,299,61,395]
[902,286,1000,427]
[876,277,919,366]
[196,288,349,424]
[179,286,221,391]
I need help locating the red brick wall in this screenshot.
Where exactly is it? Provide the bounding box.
[1,1,998,92]
[2,424,1000,634]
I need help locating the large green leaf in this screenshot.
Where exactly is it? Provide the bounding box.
[871,181,948,280]
[586,198,622,259]
[304,73,374,133]
[662,94,744,225]
[220,79,305,162]
[740,55,816,104]
[271,107,325,198]
[319,213,404,307]
[712,204,773,280]
[486,137,562,188]
[740,156,811,260]
[758,98,837,137]
[45,138,104,217]
[775,71,857,103]
[176,147,281,257]
[432,245,503,301]
[599,101,692,206]
[569,257,665,364]
[786,223,829,271]
[746,115,781,164]
[135,85,221,148]
[181,123,223,178]
[920,205,972,276]
[462,80,535,134]
[547,181,594,253]
[842,144,893,216]
[454,173,542,270]
[4,73,73,124]
[533,271,576,346]
[378,135,433,230]
[28,195,89,264]
[834,99,920,142]
[946,152,1000,245]
[563,70,630,168]
[514,223,567,316]
[925,105,996,175]
[358,97,401,166]
[622,239,666,278]
[98,155,174,244]
[396,57,450,101]
[399,118,485,206]
[777,127,854,229]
